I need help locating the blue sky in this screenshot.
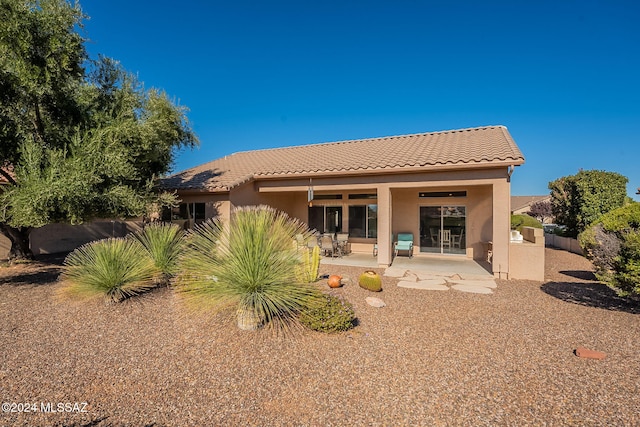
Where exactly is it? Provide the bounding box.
[82,0,639,198]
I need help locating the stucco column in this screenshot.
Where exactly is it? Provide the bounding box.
[492,179,511,279]
[377,185,392,268]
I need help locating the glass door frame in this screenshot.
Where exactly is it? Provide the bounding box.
[419,205,467,255]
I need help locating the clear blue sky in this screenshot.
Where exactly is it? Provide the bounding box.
[82,0,639,199]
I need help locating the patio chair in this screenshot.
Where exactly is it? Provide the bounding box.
[394,232,414,258]
[452,229,464,249]
[429,228,439,246]
[320,235,340,258]
[439,229,452,250]
[307,237,319,249]
[336,233,349,254]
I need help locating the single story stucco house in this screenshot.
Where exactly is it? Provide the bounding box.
[160,125,529,279]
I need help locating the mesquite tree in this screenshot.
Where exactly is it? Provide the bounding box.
[0,0,198,260]
[549,170,628,238]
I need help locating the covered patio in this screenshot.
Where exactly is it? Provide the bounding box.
[160,125,526,279]
[320,252,493,277]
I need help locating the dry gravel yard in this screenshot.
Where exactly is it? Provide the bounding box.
[1,248,639,426]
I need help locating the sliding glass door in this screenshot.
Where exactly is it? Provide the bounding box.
[419,206,466,255]
[308,206,343,234]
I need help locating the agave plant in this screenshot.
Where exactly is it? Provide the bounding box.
[131,222,184,283]
[59,238,159,303]
[177,205,321,331]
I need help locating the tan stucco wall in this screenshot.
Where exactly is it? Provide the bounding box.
[175,193,231,223]
[509,226,545,281]
[176,165,518,276]
[390,185,493,261]
[29,220,144,256]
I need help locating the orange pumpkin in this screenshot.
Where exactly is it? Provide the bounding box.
[328,275,343,288]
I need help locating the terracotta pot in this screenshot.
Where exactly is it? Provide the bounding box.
[328,275,343,288]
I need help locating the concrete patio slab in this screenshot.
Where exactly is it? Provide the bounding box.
[415,271,455,280]
[447,279,498,289]
[451,284,494,294]
[398,279,449,290]
[458,273,497,281]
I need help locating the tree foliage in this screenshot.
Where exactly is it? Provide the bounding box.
[0,0,198,259]
[527,200,553,224]
[549,170,628,238]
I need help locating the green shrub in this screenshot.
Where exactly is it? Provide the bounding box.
[599,203,640,232]
[510,214,542,232]
[579,203,640,295]
[549,170,628,237]
[176,206,321,331]
[60,238,159,303]
[358,270,382,292]
[299,294,356,333]
[579,224,620,283]
[613,231,640,296]
[296,245,321,283]
[131,223,184,282]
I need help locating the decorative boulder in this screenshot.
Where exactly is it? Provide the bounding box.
[365,297,386,308]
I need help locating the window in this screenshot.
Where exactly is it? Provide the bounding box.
[313,194,343,200]
[308,206,343,233]
[348,193,377,200]
[419,191,467,198]
[348,205,377,238]
[162,202,205,223]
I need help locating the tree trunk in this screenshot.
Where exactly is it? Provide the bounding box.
[0,223,34,261]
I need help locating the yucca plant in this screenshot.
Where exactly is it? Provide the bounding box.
[59,238,159,303]
[131,222,184,283]
[176,205,322,331]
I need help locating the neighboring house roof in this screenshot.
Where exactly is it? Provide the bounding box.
[511,195,550,213]
[161,125,525,192]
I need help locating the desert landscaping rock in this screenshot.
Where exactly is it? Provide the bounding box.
[383,267,407,277]
[403,272,419,282]
[450,283,494,294]
[398,279,449,290]
[1,248,639,426]
[365,296,386,307]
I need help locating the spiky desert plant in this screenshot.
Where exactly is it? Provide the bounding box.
[131,222,184,283]
[358,270,382,292]
[177,205,322,331]
[59,238,159,303]
[296,245,321,283]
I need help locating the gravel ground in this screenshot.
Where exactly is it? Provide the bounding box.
[1,248,639,426]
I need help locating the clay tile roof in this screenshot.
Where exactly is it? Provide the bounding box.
[511,195,550,211]
[160,125,524,192]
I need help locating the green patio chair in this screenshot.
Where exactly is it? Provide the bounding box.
[394,233,414,258]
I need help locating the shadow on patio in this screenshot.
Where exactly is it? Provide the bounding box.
[320,253,492,277]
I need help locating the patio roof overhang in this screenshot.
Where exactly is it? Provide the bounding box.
[255,163,520,193]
